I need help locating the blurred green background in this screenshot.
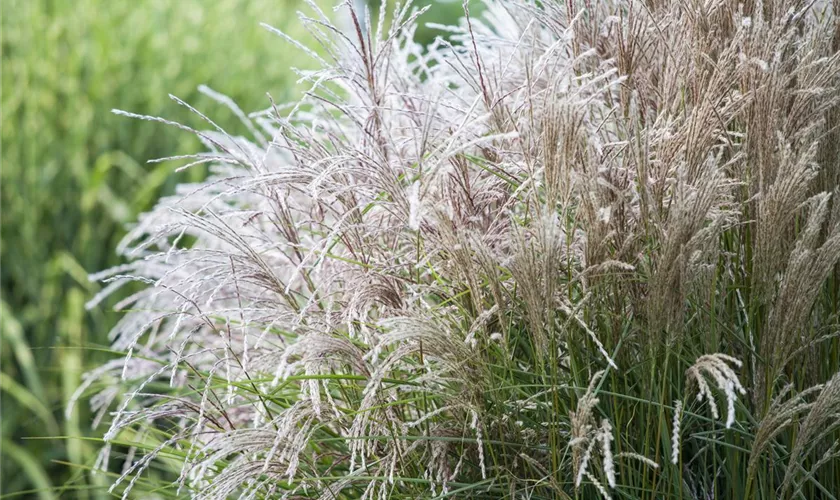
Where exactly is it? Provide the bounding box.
[0,0,464,497]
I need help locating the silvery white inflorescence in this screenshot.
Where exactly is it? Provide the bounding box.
[79,0,840,497]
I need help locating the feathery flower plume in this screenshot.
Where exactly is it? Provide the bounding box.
[671,400,683,465]
[686,354,745,428]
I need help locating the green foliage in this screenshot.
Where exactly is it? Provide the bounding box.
[0,0,315,495]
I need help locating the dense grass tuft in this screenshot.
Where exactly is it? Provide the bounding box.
[84,0,840,498]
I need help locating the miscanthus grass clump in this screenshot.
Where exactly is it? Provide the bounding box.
[79,0,840,497]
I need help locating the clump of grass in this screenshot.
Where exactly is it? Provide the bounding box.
[84,0,840,498]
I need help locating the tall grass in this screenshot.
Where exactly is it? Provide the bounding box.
[83,0,840,498]
[1,1,315,496]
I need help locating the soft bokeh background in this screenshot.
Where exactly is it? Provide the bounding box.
[0,0,464,497]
